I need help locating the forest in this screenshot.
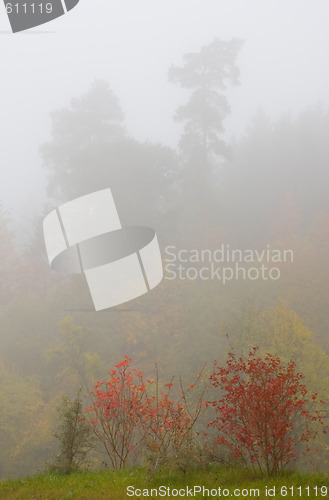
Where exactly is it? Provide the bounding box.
[1,36,329,480]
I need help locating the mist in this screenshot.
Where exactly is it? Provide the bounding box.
[1,0,329,210]
[1,0,329,481]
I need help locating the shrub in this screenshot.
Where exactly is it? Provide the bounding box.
[208,347,327,477]
[50,389,94,473]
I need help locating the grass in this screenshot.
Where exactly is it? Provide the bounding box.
[0,466,328,499]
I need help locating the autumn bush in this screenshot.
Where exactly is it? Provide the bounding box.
[142,368,208,474]
[85,357,149,469]
[207,347,327,477]
[85,357,207,471]
[84,352,327,476]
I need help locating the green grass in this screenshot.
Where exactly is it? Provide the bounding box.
[0,466,328,499]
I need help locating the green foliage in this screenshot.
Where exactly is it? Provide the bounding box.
[0,361,47,478]
[226,301,329,397]
[45,316,104,393]
[0,466,328,500]
[0,206,20,306]
[50,390,94,474]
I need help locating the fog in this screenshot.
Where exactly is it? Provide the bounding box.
[1,0,329,210]
[1,0,329,480]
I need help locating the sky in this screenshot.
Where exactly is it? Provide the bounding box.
[1,0,329,215]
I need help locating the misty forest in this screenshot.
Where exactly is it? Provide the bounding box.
[1,29,329,482]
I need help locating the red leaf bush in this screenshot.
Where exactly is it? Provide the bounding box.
[207,347,326,476]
